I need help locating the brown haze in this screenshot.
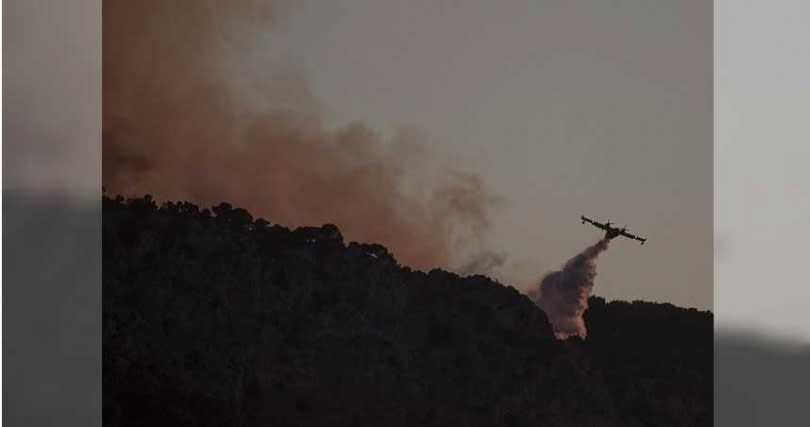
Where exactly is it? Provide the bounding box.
[103,0,501,271]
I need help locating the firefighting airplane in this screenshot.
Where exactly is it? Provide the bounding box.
[581,215,647,245]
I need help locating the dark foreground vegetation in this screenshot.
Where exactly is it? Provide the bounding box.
[103,195,712,427]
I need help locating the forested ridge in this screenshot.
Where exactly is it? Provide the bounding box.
[103,195,712,426]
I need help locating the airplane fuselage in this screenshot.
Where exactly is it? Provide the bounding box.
[604,227,622,240]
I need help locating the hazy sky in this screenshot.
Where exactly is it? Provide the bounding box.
[257,0,712,309]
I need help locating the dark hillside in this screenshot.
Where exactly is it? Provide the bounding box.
[103,195,712,426]
[584,298,713,425]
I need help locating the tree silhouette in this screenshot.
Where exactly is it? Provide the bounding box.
[103,195,712,427]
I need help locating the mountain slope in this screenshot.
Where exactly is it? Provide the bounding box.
[103,195,712,426]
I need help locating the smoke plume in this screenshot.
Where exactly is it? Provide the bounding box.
[102,0,501,271]
[529,239,610,339]
[457,251,507,277]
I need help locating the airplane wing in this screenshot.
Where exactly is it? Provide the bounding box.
[620,230,647,244]
[581,216,607,229]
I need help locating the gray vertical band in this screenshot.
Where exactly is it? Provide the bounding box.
[3,1,101,426]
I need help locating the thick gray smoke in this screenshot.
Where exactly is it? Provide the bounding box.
[529,239,610,339]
